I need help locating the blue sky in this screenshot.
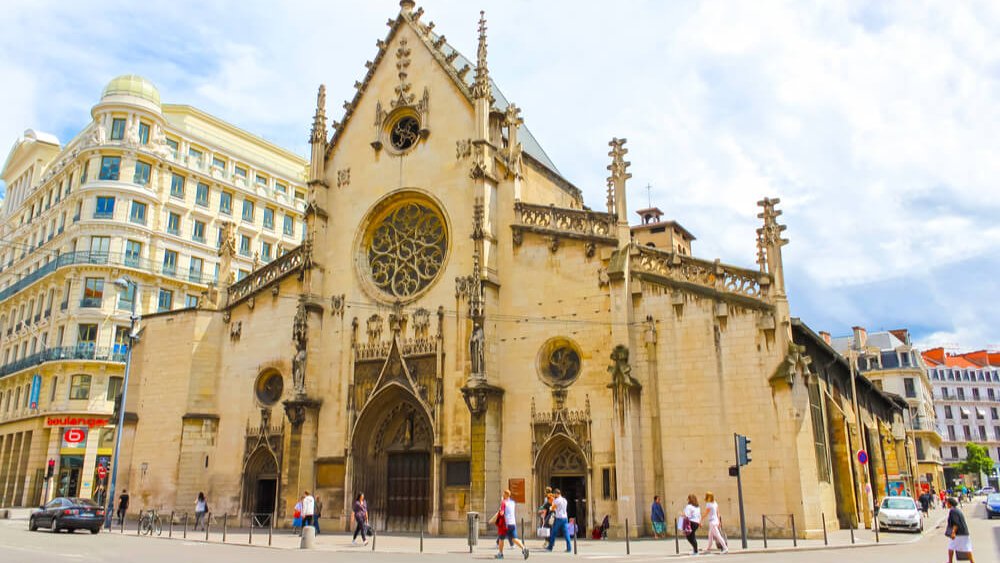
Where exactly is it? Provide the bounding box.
[2,0,999,350]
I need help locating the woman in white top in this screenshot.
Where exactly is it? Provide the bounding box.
[703,491,728,554]
[682,494,702,554]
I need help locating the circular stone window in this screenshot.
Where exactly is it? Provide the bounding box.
[255,371,284,406]
[389,115,421,151]
[361,194,448,301]
[537,337,583,387]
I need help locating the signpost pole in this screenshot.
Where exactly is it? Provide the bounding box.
[104,279,138,530]
[735,433,748,549]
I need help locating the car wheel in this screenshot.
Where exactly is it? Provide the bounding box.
[28,517,38,531]
[90,528,99,535]
[50,517,59,533]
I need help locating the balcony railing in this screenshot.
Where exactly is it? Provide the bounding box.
[80,297,103,308]
[0,250,212,303]
[0,345,126,379]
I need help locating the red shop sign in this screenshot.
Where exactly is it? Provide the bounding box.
[63,428,86,445]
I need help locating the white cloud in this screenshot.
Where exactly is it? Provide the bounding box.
[0,0,998,347]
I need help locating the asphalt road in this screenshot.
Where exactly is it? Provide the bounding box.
[1,503,997,563]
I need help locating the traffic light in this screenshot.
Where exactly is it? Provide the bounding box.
[46,459,55,479]
[737,435,753,466]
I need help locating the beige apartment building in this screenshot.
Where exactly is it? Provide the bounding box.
[831,328,945,494]
[0,75,306,508]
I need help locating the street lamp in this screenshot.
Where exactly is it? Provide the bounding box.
[104,277,138,529]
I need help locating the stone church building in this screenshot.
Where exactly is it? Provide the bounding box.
[118,1,894,537]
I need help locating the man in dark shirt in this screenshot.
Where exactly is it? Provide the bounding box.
[945,498,974,563]
[116,489,130,525]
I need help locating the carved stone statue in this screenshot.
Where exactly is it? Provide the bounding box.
[292,347,307,395]
[89,122,107,146]
[469,324,485,377]
[125,119,140,146]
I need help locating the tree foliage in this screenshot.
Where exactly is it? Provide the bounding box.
[955,442,995,476]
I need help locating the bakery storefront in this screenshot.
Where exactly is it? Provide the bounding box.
[45,416,113,503]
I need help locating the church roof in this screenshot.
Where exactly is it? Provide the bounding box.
[325,6,566,182]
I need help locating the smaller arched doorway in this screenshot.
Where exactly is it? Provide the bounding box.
[242,447,279,525]
[535,437,590,536]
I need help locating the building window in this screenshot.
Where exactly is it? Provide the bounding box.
[958,388,966,400]
[992,407,998,420]
[185,294,199,308]
[808,379,832,481]
[167,212,181,236]
[162,249,178,276]
[944,405,953,419]
[295,190,305,200]
[263,207,274,230]
[90,236,110,261]
[170,174,185,198]
[261,241,272,262]
[234,166,247,178]
[99,156,121,181]
[124,240,142,267]
[212,156,226,170]
[117,279,135,310]
[189,257,204,283]
[129,201,147,225]
[106,376,123,402]
[94,196,116,219]
[133,161,151,186]
[220,191,232,215]
[196,183,209,207]
[948,426,956,440]
[237,269,249,281]
[110,118,126,140]
[255,174,267,186]
[166,138,178,158]
[188,147,203,166]
[275,183,287,194]
[69,374,92,400]
[903,377,916,398]
[283,215,294,236]
[601,466,617,500]
[193,220,206,243]
[81,278,104,308]
[138,122,150,145]
[444,460,471,487]
[157,288,173,312]
[239,235,251,257]
[77,324,97,349]
[950,446,959,459]
[242,199,255,223]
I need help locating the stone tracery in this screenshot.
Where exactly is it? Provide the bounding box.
[366,201,447,299]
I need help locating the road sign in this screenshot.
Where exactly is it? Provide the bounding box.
[857,450,868,465]
[64,428,86,444]
[97,465,107,480]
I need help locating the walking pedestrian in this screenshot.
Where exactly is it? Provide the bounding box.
[352,492,369,545]
[650,495,666,539]
[292,495,303,535]
[702,492,728,554]
[493,489,529,560]
[301,490,315,530]
[313,495,323,535]
[194,492,208,531]
[116,489,130,525]
[945,497,975,563]
[537,487,554,547]
[940,489,947,509]
[544,489,572,553]
[681,493,701,555]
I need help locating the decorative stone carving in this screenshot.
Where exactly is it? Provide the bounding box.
[226,246,305,307]
[292,301,308,396]
[364,200,446,300]
[530,395,592,466]
[632,245,770,303]
[229,321,242,341]
[769,341,812,388]
[392,38,415,108]
[88,123,107,146]
[537,337,582,387]
[412,307,430,340]
[330,294,345,317]
[471,11,492,101]
[469,325,485,377]
[337,168,351,188]
[456,139,472,160]
[512,202,617,248]
[282,397,321,428]
[607,345,640,423]
[367,314,383,343]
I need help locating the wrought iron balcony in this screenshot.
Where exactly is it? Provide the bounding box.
[0,345,126,379]
[80,297,103,308]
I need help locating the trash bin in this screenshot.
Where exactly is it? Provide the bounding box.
[467,512,479,552]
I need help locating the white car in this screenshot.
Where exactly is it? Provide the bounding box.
[876,497,923,533]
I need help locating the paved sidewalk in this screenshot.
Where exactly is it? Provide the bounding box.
[91,507,949,558]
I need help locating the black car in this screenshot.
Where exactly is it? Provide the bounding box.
[29,497,104,534]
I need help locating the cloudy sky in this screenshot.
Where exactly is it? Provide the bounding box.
[2,0,998,350]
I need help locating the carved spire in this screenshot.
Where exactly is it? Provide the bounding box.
[756,197,789,296]
[472,11,492,101]
[310,85,327,144]
[399,0,415,14]
[607,137,632,246]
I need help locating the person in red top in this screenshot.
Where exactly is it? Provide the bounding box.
[939,489,947,509]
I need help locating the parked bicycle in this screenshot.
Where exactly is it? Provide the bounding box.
[138,509,163,536]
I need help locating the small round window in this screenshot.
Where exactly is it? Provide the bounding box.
[537,337,583,387]
[255,371,284,406]
[389,116,421,151]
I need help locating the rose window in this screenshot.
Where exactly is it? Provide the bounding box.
[389,116,420,151]
[365,200,447,299]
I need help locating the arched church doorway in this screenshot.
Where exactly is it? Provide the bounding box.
[241,447,279,526]
[351,386,434,532]
[536,437,589,537]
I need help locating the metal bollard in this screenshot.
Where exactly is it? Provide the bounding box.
[249,515,253,545]
[205,511,210,541]
[222,513,228,542]
[169,511,174,538]
[821,512,827,546]
[573,527,578,555]
[137,511,141,535]
[849,517,855,544]
[675,519,680,554]
[268,513,273,546]
[874,515,880,543]
[183,513,188,539]
[420,515,424,553]
[790,514,797,547]
[762,515,767,548]
[625,519,630,555]
[371,526,377,551]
